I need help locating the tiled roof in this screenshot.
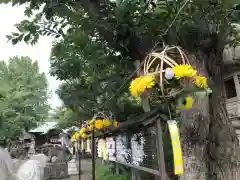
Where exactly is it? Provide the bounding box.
[29,122,58,134]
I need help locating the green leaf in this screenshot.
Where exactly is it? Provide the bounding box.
[6,35,12,41]
[11,38,19,45]
[12,32,19,37]
[152,7,168,15]
[24,34,31,42]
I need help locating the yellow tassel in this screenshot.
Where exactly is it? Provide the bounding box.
[81,140,84,151]
[102,140,107,160]
[87,139,91,153]
[168,120,184,175]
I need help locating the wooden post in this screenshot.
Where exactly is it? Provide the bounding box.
[116,164,120,175]
[78,140,81,180]
[133,60,150,180]
[132,170,137,180]
[233,74,240,115]
[92,131,96,180]
[156,119,167,180]
[130,133,137,180]
[114,136,120,175]
[134,60,150,112]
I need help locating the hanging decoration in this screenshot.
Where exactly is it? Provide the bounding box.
[75,112,119,141]
[79,122,89,140]
[168,120,184,175]
[128,45,213,175]
[71,132,80,142]
[89,112,119,135]
[86,139,91,153]
[129,45,212,111]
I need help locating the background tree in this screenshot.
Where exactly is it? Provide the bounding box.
[53,107,79,129]
[0,56,49,144]
[1,0,240,179]
[51,31,143,124]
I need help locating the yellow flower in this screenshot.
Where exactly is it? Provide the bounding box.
[80,127,87,135]
[88,124,94,131]
[71,132,79,142]
[183,96,193,110]
[113,121,119,127]
[89,119,95,125]
[73,132,79,138]
[130,75,155,97]
[103,119,111,127]
[172,65,197,79]
[194,76,208,89]
[81,133,87,139]
[95,120,103,129]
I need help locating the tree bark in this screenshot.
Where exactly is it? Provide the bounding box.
[179,58,209,180]
[179,41,240,180]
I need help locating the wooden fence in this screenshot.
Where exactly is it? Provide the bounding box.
[80,107,168,180]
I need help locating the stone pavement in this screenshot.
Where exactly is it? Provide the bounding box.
[13,157,92,180]
[71,158,92,180]
[68,159,78,175]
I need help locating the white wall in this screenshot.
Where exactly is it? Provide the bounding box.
[223,23,240,64]
[225,73,240,117]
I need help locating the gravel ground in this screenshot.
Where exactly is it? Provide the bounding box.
[74,158,92,180]
[70,174,92,180]
[13,158,93,180]
[13,158,25,171]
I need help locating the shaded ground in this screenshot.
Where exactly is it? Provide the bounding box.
[13,158,25,170]
[13,157,93,180]
[73,158,92,180]
[70,174,92,180]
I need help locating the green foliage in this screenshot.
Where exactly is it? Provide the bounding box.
[2,0,239,51]
[50,29,143,123]
[53,107,80,129]
[2,0,238,125]
[0,56,49,143]
[96,164,130,180]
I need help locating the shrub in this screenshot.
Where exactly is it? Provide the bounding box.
[96,164,130,180]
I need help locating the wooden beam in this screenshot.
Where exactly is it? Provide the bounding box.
[232,119,240,128]
[115,161,161,176]
[155,119,167,180]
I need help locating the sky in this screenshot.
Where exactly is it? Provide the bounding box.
[0,4,62,110]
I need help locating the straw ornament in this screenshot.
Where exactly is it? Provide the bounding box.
[129,45,211,111]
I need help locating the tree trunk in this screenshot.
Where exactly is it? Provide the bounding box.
[179,58,209,180]
[179,44,240,180]
[205,51,239,180]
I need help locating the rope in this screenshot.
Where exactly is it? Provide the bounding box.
[96,0,191,111]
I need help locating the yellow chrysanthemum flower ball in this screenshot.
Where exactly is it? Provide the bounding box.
[89,119,95,125]
[81,133,87,139]
[71,132,79,142]
[194,76,208,89]
[113,121,119,127]
[80,127,87,135]
[95,120,104,129]
[172,65,197,79]
[183,96,193,110]
[103,119,111,127]
[130,75,155,97]
[88,124,94,131]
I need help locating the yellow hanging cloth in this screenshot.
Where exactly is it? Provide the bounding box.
[81,140,84,151]
[87,139,91,153]
[168,120,184,175]
[102,139,107,160]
